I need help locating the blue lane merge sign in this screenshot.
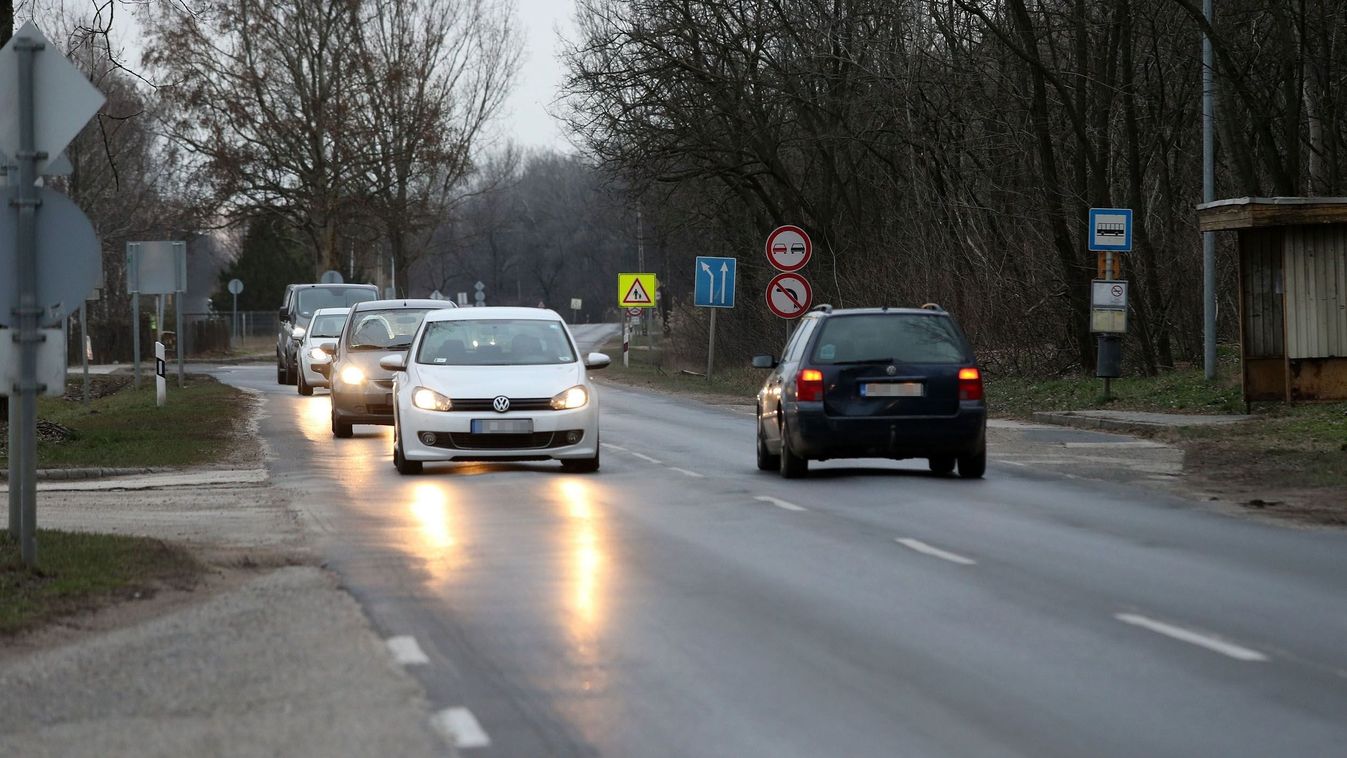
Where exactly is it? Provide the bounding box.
[1088,208,1133,252]
[694,256,737,308]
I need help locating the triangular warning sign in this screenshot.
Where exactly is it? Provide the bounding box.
[622,278,652,305]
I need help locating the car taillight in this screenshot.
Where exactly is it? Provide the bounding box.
[796,369,824,402]
[958,367,983,401]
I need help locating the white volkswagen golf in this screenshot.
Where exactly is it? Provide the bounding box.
[381,307,610,475]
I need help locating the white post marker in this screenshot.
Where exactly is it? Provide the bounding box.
[622,319,630,368]
[155,341,166,407]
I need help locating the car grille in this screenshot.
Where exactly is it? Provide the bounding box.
[371,379,394,389]
[449,398,555,412]
[364,403,394,415]
[428,430,583,450]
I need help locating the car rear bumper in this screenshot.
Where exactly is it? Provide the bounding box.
[785,402,986,459]
[399,402,599,462]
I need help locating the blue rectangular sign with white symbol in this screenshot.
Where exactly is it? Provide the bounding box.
[1087,208,1133,252]
[694,256,737,308]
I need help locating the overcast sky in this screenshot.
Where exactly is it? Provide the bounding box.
[500,0,576,152]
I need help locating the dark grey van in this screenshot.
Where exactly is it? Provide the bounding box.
[276,283,379,385]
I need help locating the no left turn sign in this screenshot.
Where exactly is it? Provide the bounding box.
[765,272,813,319]
[765,225,812,272]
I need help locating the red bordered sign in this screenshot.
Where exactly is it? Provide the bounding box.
[765,225,812,272]
[765,272,812,319]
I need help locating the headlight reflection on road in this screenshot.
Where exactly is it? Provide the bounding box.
[407,481,460,585]
[556,479,607,634]
[297,396,332,442]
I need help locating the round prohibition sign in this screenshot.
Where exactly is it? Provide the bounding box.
[765,225,812,272]
[765,272,813,319]
[1110,284,1124,298]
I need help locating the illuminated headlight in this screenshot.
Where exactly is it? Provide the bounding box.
[308,347,329,361]
[291,326,306,339]
[412,387,452,411]
[550,385,588,410]
[338,365,365,386]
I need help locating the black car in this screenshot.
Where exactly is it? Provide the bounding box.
[752,304,986,479]
[327,299,453,437]
[276,283,379,385]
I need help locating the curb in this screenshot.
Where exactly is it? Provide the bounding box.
[1031,412,1174,435]
[0,467,173,482]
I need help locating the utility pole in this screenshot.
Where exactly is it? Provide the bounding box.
[1202,0,1217,380]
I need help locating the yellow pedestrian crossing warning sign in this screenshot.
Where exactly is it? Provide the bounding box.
[618,273,657,308]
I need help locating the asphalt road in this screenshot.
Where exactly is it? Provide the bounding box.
[208,325,1347,757]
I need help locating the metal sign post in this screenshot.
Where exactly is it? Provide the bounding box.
[694,256,737,381]
[12,33,43,564]
[228,278,244,349]
[79,302,88,405]
[132,293,141,387]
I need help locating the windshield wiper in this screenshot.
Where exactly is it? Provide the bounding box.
[832,357,893,366]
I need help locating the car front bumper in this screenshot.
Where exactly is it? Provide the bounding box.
[785,402,986,460]
[300,355,330,388]
[331,381,397,425]
[399,401,599,462]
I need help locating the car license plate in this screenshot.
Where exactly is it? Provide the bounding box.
[862,382,923,398]
[471,418,533,434]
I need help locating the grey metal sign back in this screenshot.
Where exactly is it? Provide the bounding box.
[228,278,244,295]
[320,269,343,284]
[0,22,106,176]
[0,187,101,327]
[127,241,187,294]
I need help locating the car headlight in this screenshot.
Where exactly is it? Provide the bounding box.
[339,365,365,386]
[308,347,329,361]
[551,385,588,410]
[292,326,306,339]
[412,387,452,411]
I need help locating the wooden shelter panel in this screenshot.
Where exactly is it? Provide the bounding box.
[1284,224,1347,359]
[1239,228,1284,359]
[1244,357,1287,401]
[1289,357,1347,401]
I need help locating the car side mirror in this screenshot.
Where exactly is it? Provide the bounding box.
[584,352,611,370]
[752,354,778,369]
[379,353,407,372]
[318,341,337,356]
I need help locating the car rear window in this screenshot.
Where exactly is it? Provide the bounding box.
[416,319,577,366]
[296,287,376,315]
[810,314,969,364]
[308,313,347,338]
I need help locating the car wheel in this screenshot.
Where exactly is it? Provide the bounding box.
[562,443,600,474]
[394,437,422,475]
[298,369,313,396]
[756,416,780,472]
[285,360,298,386]
[332,407,353,438]
[928,456,956,475]
[778,417,808,479]
[277,362,286,384]
[957,445,987,479]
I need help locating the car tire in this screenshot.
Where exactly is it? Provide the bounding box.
[928,456,956,475]
[298,369,313,396]
[957,446,987,479]
[285,360,298,386]
[394,438,422,475]
[277,362,286,384]
[332,407,353,438]
[756,417,780,471]
[562,443,600,473]
[778,417,808,479]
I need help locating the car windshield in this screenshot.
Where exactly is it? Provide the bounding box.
[308,313,347,338]
[810,314,969,364]
[416,319,577,366]
[347,309,435,351]
[296,287,376,316]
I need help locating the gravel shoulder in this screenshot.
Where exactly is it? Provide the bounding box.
[0,393,451,757]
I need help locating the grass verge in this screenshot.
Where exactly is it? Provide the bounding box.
[0,373,251,469]
[0,530,199,635]
[597,335,761,402]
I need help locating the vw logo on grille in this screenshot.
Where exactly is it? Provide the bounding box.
[885,365,897,376]
[492,396,511,413]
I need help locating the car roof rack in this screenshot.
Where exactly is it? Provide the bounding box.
[919,303,946,312]
[811,304,833,313]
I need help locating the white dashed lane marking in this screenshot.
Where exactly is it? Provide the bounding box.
[385,635,430,665]
[670,467,705,478]
[432,707,492,749]
[1115,613,1269,662]
[895,538,977,566]
[754,495,806,512]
